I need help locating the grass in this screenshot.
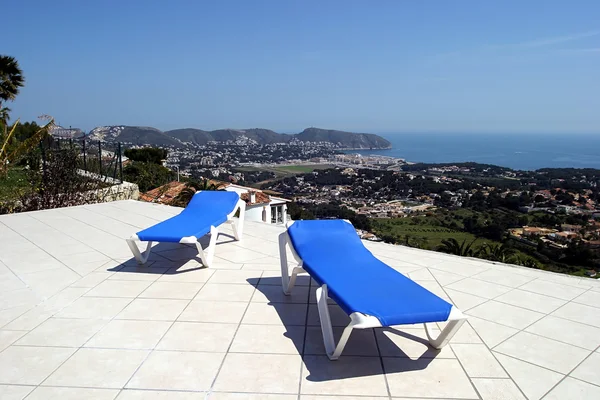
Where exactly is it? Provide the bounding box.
[270,164,332,174]
[0,167,30,201]
[238,164,335,186]
[371,218,487,250]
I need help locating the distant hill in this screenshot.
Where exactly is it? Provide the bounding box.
[87,125,391,149]
[297,127,391,149]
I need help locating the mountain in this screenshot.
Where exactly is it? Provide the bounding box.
[297,128,391,149]
[87,125,391,149]
[89,126,184,147]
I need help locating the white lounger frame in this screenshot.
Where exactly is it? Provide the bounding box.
[279,221,466,360]
[127,198,246,268]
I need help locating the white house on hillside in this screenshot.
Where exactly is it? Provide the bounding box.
[224,184,289,225]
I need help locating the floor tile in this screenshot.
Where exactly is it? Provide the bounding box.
[71,272,113,288]
[16,318,106,347]
[519,279,586,301]
[429,269,464,285]
[0,384,34,400]
[139,282,204,300]
[157,321,237,352]
[178,300,247,323]
[449,321,483,344]
[444,289,487,311]
[571,352,600,386]
[194,283,255,302]
[253,284,310,304]
[301,355,388,396]
[467,300,544,329]
[116,390,204,399]
[494,352,563,400]
[158,265,214,283]
[108,266,169,281]
[116,298,189,321]
[572,289,600,307]
[307,304,350,327]
[446,278,512,299]
[383,357,478,399]
[85,319,172,349]
[301,396,386,400]
[544,376,600,400]
[375,327,455,359]
[552,302,600,328]
[56,297,132,319]
[494,289,567,314]
[85,280,152,298]
[44,348,149,388]
[305,326,378,357]
[525,315,600,350]
[0,330,26,352]
[473,268,535,287]
[25,387,119,400]
[467,316,519,348]
[210,393,295,400]
[0,346,76,385]
[230,324,305,354]
[127,351,225,391]
[214,353,302,394]
[471,378,526,400]
[243,302,307,326]
[494,331,590,374]
[208,269,262,285]
[451,343,506,377]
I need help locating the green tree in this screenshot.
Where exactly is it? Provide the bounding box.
[171,178,225,207]
[437,237,479,257]
[0,55,24,105]
[124,147,168,164]
[479,243,516,263]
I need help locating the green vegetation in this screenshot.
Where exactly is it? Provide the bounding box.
[270,164,333,174]
[0,167,28,201]
[371,218,484,250]
[124,147,168,164]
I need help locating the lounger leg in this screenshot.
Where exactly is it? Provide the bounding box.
[316,285,353,361]
[126,239,153,265]
[195,226,219,268]
[233,200,245,241]
[424,318,466,349]
[279,232,305,295]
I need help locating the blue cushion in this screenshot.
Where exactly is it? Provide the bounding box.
[287,220,452,326]
[136,191,240,242]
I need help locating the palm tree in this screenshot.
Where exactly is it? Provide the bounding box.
[0,55,25,106]
[170,178,224,207]
[437,237,478,257]
[479,243,516,263]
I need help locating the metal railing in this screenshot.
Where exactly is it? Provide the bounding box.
[40,137,124,183]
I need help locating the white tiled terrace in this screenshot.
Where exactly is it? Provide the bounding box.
[1,200,600,400]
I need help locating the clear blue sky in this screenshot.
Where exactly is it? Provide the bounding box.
[4,0,599,133]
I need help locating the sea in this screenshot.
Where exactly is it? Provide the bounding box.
[345,133,600,171]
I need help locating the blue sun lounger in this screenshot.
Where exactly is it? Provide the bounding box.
[127,191,245,267]
[279,219,466,360]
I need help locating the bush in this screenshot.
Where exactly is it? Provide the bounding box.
[122,161,175,192]
[124,148,167,164]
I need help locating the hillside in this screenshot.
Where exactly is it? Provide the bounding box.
[297,127,391,149]
[87,125,391,149]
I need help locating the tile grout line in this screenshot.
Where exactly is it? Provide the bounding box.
[35,262,179,391]
[428,268,483,400]
[538,342,600,399]
[0,220,84,280]
[371,326,393,400]
[204,271,263,398]
[296,272,312,400]
[120,279,207,391]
